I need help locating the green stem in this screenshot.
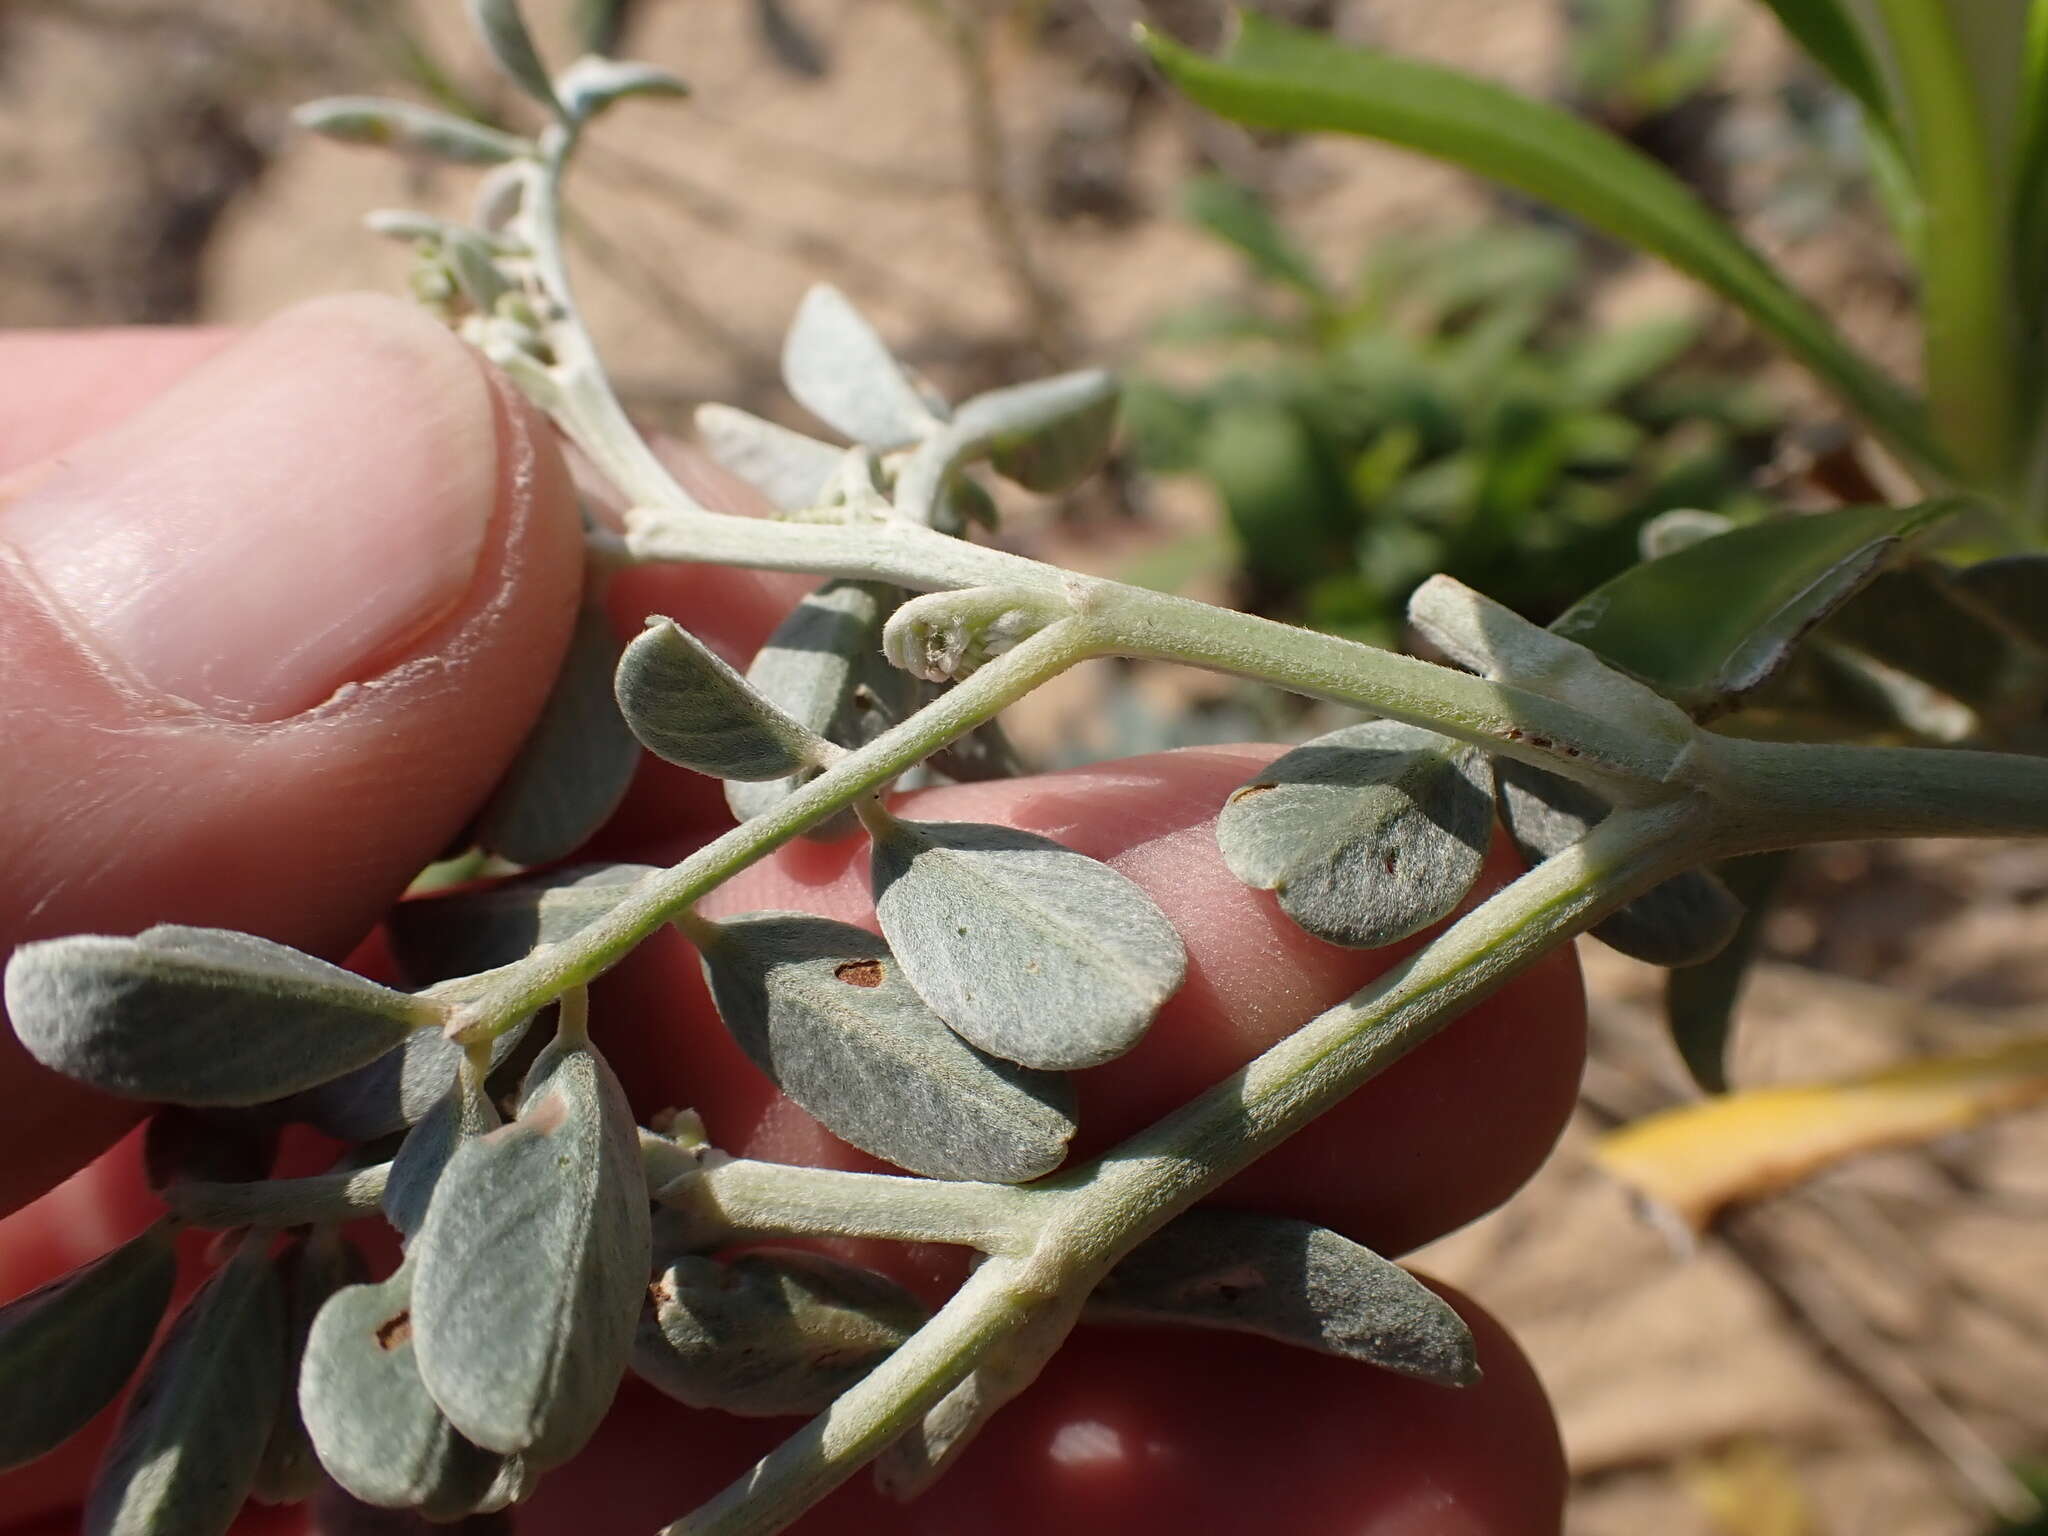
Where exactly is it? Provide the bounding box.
[628,506,1687,793]
[1873,0,2021,498]
[662,801,1710,1534]
[521,134,704,511]
[1704,734,2048,847]
[448,619,1102,1041]
[166,1164,392,1229]
[662,1158,1043,1255]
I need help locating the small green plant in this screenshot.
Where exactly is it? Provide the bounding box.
[1125,183,1779,642]
[4,4,2047,1534]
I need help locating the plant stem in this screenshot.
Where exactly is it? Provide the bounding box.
[449,619,1103,1040]
[520,134,706,511]
[662,800,1710,1534]
[1704,734,2048,847]
[662,1158,1044,1255]
[167,1163,393,1229]
[627,505,1688,792]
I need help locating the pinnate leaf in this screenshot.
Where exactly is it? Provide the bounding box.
[780,284,938,450]
[616,617,830,781]
[86,1235,287,1536]
[0,1223,176,1472]
[410,1030,650,1468]
[6,926,433,1107]
[1217,721,1494,948]
[1092,1210,1477,1386]
[696,912,1076,1182]
[633,1250,926,1416]
[868,817,1187,1070]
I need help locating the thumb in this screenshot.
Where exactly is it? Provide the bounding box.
[0,294,584,1212]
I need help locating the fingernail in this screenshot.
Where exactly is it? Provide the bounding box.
[0,294,496,722]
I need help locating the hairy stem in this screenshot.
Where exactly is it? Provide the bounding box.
[661,1158,1044,1255]
[449,619,1102,1041]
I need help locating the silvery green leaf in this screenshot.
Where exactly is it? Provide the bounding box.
[891,371,1116,524]
[959,371,1119,493]
[86,1235,287,1536]
[300,1263,504,1518]
[474,599,640,867]
[868,817,1187,1070]
[616,618,830,781]
[284,1017,533,1144]
[1216,721,1494,949]
[555,54,689,121]
[0,1223,176,1472]
[694,404,846,512]
[468,0,562,111]
[1092,1211,1477,1386]
[411,1031,650,1467]
[6,926,434,1107]
[727,581,911,837]
[253,1229,366,1506]
[696,913,1075,1182]
[780,285,939,450]
[1496,759,1742,967]
[633,1250,926,1416]
[294,98,534,165]
[388,862,653,987]
[382,1072,504,1242]
[1408,574,1695,750]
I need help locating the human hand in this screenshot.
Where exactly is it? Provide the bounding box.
[0,298,1576,1533]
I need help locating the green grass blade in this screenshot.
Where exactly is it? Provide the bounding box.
[1142,11,1946,482]
[1753,0,1895,132]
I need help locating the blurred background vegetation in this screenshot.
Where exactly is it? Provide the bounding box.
[6,4,2046,1534]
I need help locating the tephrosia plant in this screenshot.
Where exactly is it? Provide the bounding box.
[4,3,2046,1533]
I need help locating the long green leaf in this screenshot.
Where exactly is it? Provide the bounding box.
[1142,12,1944,479]
[1753,1,1894,131]
[1863,0,2022,488]
[1550,500,1963,714]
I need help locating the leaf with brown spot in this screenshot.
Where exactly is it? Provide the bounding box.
[697,912,1075,1183]
[1216,721,1495,949]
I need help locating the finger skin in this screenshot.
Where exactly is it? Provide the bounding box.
[0,305,586,1215]
[513,1285,1564,1535]
[0,328,233,473]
